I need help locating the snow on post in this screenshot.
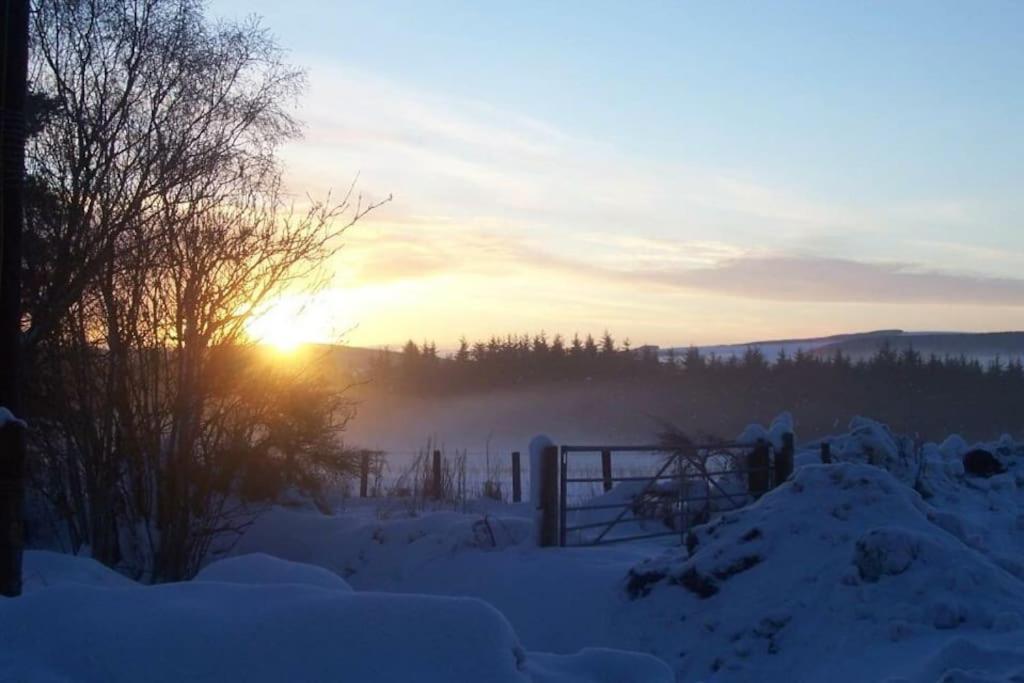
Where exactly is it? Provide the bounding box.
[767,411,794,450]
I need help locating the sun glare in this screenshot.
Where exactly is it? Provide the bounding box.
[245,298,318,353]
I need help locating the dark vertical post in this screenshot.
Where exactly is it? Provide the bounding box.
[747,439,770,499]
[511,451,522,503]
[359,452,370,498]
[559,450,567,547]
[775,433,795,486]
[820,442,832,464]
[0,0,30,598]
[601,448,613,492]
[538,445,559,547]
[432,449,442,500]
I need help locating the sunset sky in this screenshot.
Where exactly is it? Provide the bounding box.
[212,1,1024,349]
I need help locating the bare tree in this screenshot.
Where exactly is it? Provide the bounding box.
[25,0,302,348]
[25,0,387,580]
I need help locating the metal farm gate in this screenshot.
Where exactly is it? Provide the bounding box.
[554,436,793,547]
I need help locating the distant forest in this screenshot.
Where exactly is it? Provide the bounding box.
[366,333,1024,440]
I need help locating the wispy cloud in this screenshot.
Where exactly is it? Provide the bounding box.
[284,62,893,245]
[341,225,1024,307]
[651,256,1024,306]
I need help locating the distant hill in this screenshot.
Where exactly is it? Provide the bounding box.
[666,330,1024,365]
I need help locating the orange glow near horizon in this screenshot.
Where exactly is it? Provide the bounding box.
[244,295,344,353]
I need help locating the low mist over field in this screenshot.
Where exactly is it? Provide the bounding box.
[341,329,1024,456]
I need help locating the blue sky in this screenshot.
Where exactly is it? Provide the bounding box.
[213,0,1024,347]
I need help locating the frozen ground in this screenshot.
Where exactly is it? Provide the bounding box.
[6,416,1024,682]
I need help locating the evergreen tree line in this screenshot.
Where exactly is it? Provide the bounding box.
[372,332,1024,392]
[371,332,661,391]
[368,333,1024,440]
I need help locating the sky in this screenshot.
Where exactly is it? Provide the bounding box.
[211,0,1024,349]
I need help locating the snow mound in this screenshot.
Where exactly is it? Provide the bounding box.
[2,562,671,682]
[22,549,135,592]
[624,463,1024,682]
[0,583,530,682]
[196,553,352,591]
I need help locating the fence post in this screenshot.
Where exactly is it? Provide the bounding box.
[511,451,522,503]
[432,449,442,499]
[775,433,794,486]
[559,450,568,547]
[539,445,559,547]
[748,439,770,499]
[601,448,613,492]
[820,442,832,464]
[359,452,370,498]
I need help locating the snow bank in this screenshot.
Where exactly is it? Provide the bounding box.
[22,549,134,592]
[0,582,533,682]
[6,552,671,683]
[196,553,352,591]
[624,463,1024,681]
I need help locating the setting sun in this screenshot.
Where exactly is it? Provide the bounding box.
[245,296,331,352]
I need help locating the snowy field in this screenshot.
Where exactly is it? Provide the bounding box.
[6,416,1024,682]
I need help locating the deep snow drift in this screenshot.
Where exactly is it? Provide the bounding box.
[3,551,672,683]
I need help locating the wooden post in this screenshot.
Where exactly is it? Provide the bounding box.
[820,442,832,464]
[432,449,442,500]
[539,445,559,547]
[359,452,370,498]
[0,0,29,598]
[559,451,568,547]
[601,448,613,492]
[747,439,770,499]
[775,433,795,486]
[511,451,522,503]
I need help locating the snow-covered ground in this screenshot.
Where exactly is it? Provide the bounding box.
[6,416,1024,682]
[8,550,670,683]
